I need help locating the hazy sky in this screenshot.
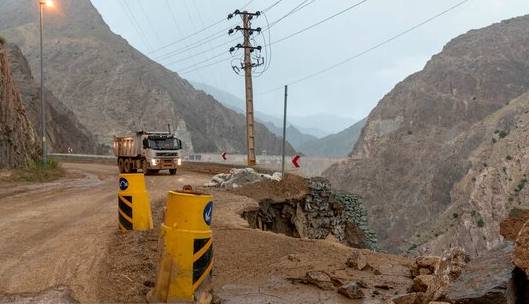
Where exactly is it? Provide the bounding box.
[91,0,529,122]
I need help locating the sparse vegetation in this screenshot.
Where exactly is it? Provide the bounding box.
[7,160,65,183]
[498,130,508,138]
[515,178,528,192]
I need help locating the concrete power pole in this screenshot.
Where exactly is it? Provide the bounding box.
[228,10,263,167]
[242,14,256,166]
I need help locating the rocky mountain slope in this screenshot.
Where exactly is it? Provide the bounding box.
[324,15,529,253]
[0,0,293,155]
[0,42,39,168]
[6,44,97,154]
[298,118,367,157]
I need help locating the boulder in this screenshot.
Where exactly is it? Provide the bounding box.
[305,271,335,290]
[513,220,529,276]
[345,251,368,270]
[423,247,469,302]
[500,208,529,241]
[411,275,434,293]
[442,243,516,304]
[391,292,425,304]
[337,282,365,299]
[416,256,441,272]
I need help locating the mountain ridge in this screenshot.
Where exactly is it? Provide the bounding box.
[0,0,294,155]
[324,15,529,254]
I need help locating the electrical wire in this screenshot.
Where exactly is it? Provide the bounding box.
[269,0,370,47]
[258,0,472,95]
[119,0,152,50]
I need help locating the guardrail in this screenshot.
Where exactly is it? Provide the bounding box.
[49,153,345,177]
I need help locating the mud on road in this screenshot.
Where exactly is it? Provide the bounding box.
[0,162,414,304]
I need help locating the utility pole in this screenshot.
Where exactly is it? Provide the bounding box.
[281,85,288,177]
[39,0,53,165]
[242,14,256,166]
[228,10,263,167]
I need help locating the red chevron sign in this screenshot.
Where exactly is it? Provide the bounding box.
[292,155,301,168]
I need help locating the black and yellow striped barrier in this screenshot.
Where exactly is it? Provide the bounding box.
[118,173,153,231]
[151,187,214,302]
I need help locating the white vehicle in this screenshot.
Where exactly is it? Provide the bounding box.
[112,131,183,175]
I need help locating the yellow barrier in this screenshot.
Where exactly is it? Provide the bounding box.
[118,173,153,231]
[151,188,214,302]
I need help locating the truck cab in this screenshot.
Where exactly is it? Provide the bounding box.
[141,133,183,174]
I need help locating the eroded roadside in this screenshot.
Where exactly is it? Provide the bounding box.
[0,162,416,304]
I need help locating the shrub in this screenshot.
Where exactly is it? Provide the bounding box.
[453,213,459,219]
[498,130,508,138]
[0,35,5,45]
[506,155,513,161]
[492,138,497,144]
[515,178,528,192]
[477,218,485,228]
[11,160,64,182]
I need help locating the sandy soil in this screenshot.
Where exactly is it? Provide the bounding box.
[0,162,414,304]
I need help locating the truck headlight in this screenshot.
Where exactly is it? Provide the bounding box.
[177,158,182,166]
[151,159,158,166]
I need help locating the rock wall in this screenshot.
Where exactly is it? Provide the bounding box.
[324,15,529,253]
[6,44,98,154]
[243,177,378,250]
[0,43,39,168]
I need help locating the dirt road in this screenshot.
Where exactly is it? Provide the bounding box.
[0,162,413,304]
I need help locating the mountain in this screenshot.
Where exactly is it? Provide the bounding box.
[262,122,318,153]
[0,42,39,168]
[7,44,97,154]
[298,118,367,157]
[324,15,529,254]
[190,81,355,138]
[0,0,294,155]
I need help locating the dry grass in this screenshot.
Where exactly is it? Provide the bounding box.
[9,160,65,183]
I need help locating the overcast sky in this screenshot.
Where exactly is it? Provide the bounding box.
[91,0,529,122]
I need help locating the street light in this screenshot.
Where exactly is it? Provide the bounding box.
[39,0,54,165]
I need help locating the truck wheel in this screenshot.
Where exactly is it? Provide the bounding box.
[169,169,177,175]
[118,158,124,173]
[142,161,150,175]
[124,159,131,173]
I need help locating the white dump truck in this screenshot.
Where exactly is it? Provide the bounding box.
[112,131,183,174]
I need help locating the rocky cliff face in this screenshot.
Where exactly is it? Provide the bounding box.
[324,15,529,253]
[0,0,294,155]
[6,44,97,154]
[0,43,39,168]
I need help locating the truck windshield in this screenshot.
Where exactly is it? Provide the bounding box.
[147,138,181,150]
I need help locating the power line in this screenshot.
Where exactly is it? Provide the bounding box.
[157,0,314,64]
[119,0,152,50]
[266,0,316,30]
[258,0,472,95]
[153,28,232,61]
[164,37,240,66]
[148,19,226,55]
[269,0,370,47]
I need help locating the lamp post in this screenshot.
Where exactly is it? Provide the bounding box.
[39,0,53,165]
